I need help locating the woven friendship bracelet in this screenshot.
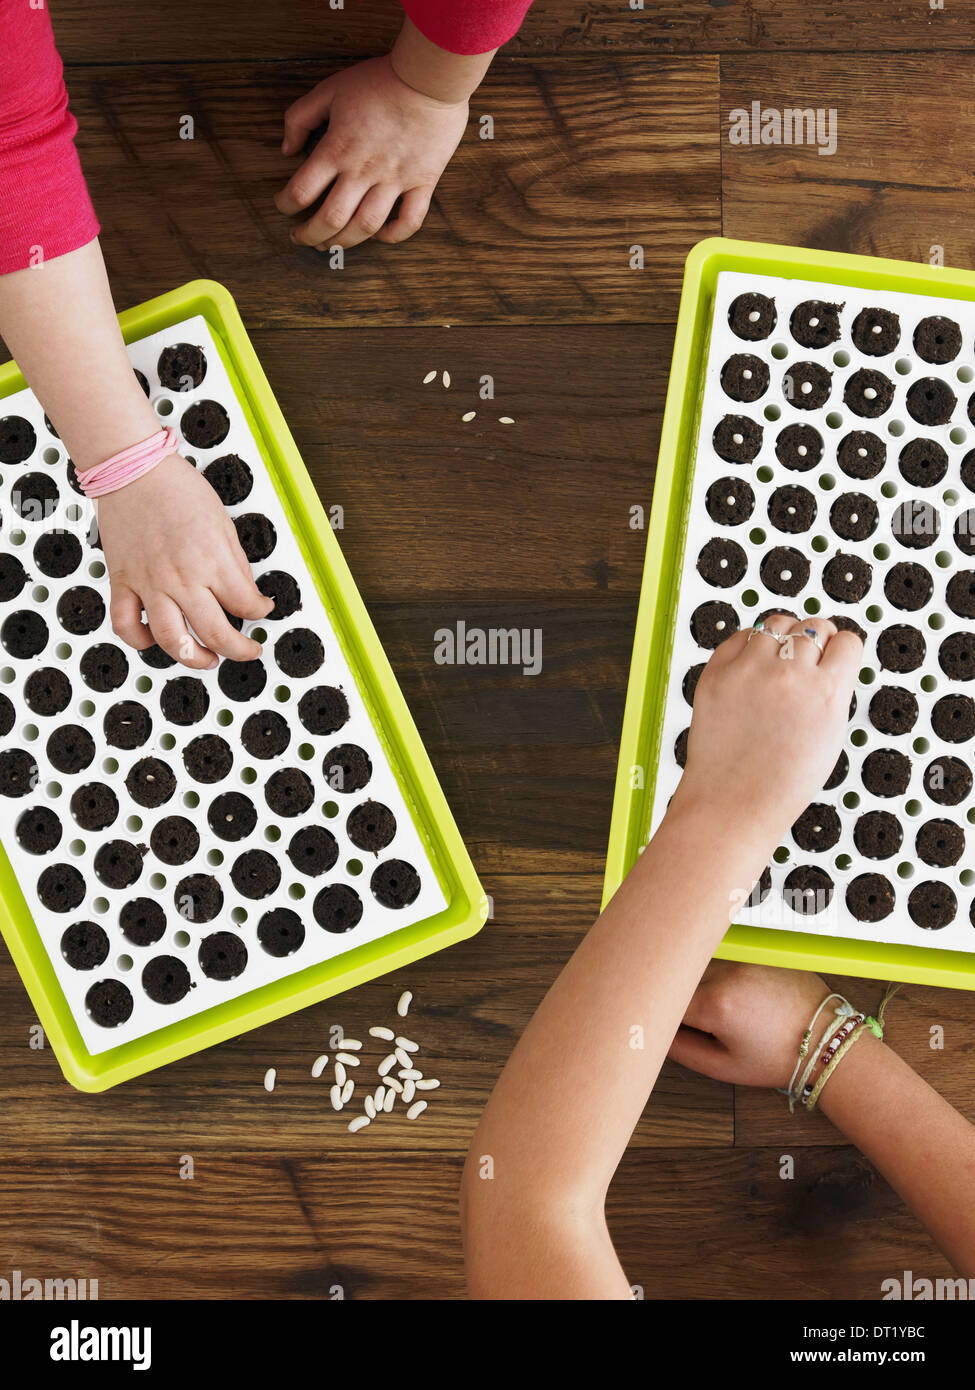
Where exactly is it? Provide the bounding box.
[75,427,179,500]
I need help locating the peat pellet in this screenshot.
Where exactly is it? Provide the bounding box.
[853,810,903,860]
[314,883,364,932]
[784,361,832,410]
[174,873,223,924]
[24,666,71,714]
[782,864,833,916]
[868,685,919,735]
[923,755,973,807]
[371,858,421,910]
[0,749,38,798]
[286,825,339,877]
[705,476,754,526]
[851,306,900,356]
[142,954,193,1005]
[892,499,940,549]
[240,709,291,760]
[265,767,314,818]
[824,749,849,791]
[347,800,397,853]
[119,897,166,946]
[273,627,325,678]
[322,743,372,794]
[932,694,975,743]
[258,907,305,957]
[207,791,257,841]
[298,685,350,735]
[906,376,956,427]
[70,782,118,831]
[1,610,48,658]
[844,368,894,418]
[230,848,281,900]
[183,733,233,783]
[202,452,252,505]
[233,512,277,562]
[256,570,301,619]
[916,818,965,868]
[791,802,841,853]
[940,631,975,681]
[61,920,109,970]
[846,873,896,923]
[720,353,769,403]
[158,342,207,392]
[861,747,912,797]
[33,530,81,579]
[0,552,28,600]
[914,315,961,364]
[908,880,957,930]
[947,571,975,620]
[830,614,867,643]
[954,510,975,557]
[37,862,85,913]
[728,291,776,340]
[11,471,58,521]
[134,369,150,397]
[774,423,823,472]
[682,663,705,707]
[822,552,871,604]
[180,399,230,449]
[16,805,62,855]
[689,600,739,648]
[125,757,176,809]
[713,414,762,464]
[46,724,95,774]
[962,451,975,495]
[198,931,247,982]
[56,586,104,636]
[0,693,12,738]
[103,700,152,750]
[695,537,747,588]
[768,484,816,534]
[884,561,933,612]
[877,623,925,673]
[675,728,689,768]
[746,865,772,907]
[0,414,37,463]
[139,643,176,670]
[790,300,842,349]
[149,816,200,866]
[898,438,948,488]
[837,430,886,480]
[161,675,209,725]
[85,979,133,1028]
[829,492,878,542]
[217,658,266,703]
[94,839,146,890]
[80,643,128,692]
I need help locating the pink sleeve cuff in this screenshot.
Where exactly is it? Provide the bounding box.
[400,0,533,55]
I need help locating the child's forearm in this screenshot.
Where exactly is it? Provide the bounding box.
[391,18,496,104]
[0,241,158,472]
[817,1031,975,1275]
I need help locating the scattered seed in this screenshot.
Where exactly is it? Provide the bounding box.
[338,1038,362,1051]
[396,1036,419,1052]
[422,371,436,384]
[369,1026,395,1040]
[374,1086,386,1109]
[394,1046,413,1069]
[311,1054,329,1078]
[462,411,476,423]
[402,1079,416,1104]
[406,1100,428,1120]
[330,1084,343,1111]
[498,417,515,425]
[415,1078,440,1090]
[348,1115,370,1133]
[364,1095,376,1119]
[335,1061,347,1088]
[399,1068,422,1081]
[378,1053,397,1076]
[341,1078,355,1104]
[397,991,413,1018]
[383,1087,396,1113]
[336,1052,360,1066]
[263,1068,276,1093]
[442,371,451,388]
[384,1075,403,1094]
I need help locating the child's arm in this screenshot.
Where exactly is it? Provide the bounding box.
[671,961,975,1276]
[461,615,862,1299]
[275,3,533,249]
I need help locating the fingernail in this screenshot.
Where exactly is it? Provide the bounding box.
[206,657,218,671]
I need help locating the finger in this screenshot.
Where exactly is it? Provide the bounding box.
[291,173,371,250]
[778,615,838,667]
[668,1025,729,1081]
[743,609,797,659]
[182,588,262,663]
[109,583,153,651]
[705,627,749,671]
[144,593,217,670]
[328,183,400,251]
[215,562,275,626]
[281,81,335,158]
[374,186,433,245]
[276,150,339,218]
[820,626,865,680]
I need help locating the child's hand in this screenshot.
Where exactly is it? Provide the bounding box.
[275,56,468,250]
[96,452,273,669]
[669,960,845,1090]
[672,613,863,855]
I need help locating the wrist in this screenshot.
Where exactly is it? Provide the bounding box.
[391,17,493,105]
[815,1027,888,1125]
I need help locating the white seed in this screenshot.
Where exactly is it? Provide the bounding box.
[378,1053,397,1076]
[341,1078,355,1103]
[498,416,514,424]
[399,1068,423,1081]
[364,1095,376,1119]
[335,1061,347,1088]
[369,1026,395,1040]
[311,1054,328,1078]
[263,1068,276,1092]
[374,1086,386,1109]
[402,1079,416,1104]
[348,1115,370,1133]
[442,371,451,388]
[383,1087,396,1113]
[383,1075,403,1094]
[422,371,436,384]
[415,1078,440,1090]
[395,1036,419,1052]
[330,1084,343,1111]
[407,1100,428,1120]
[336,1052,360,1066]
[462,411,476,422]
[338,1038,362,1051]
[394,1046,413,1069]
[397,991,412,1018]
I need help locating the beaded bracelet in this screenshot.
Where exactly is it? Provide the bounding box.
[782,994,855,1113]
[805,984,900,1111]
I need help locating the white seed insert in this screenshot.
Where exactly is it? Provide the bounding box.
[652,270,975,953]
[0,316,446,1052]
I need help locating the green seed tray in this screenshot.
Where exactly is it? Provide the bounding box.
[0,279,485,1089]
[603,237,975,991]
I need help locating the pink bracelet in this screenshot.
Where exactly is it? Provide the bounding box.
[75,427,178,500]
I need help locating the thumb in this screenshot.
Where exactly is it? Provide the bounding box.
[282,80,335,156]
[668,1025,732,1082]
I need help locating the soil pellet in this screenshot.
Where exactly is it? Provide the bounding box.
[760,545,810,597]
[139,643,176,670]
[103,700,152,750]
[313,883,363,933]
[174,873,223,924]
[94,839,146,890]
[791,803,842,853]
[202,453,252,505]
[713,414,762,464]
[689,600,739,649]
[932,694,975,743]
[80,643,128,692]
[150,815,200,866]
[33,531,81,580]
[784,361,832,410]
[0,693,13,738]
[70,782,119,831]
[837,430,886,480]
[728,291,776,340]
[915,818,965,868]
[768,484,816,534]
[120,897,166,947]
[322,743,372,794]
[182,733,232,783]
[947,571,975,620]
[0,749,38,798]
[1,609,48,658]
[705,476,754,526]
[0,553,28,601]
[720,353,769,403]
[125,757,176,808]
[774,423,823,473]
[682,663,705,708]
[913,315,961,364]
[853,810,903,860]
[233,512,277,562]
[829,492,878,543]
[60,920,109,970]
[939,632,975,681]
[861,748,912,797]
[274,627,324,679]
[264,767,314,818]
[207,791,257,841]
[11,471,58,521]
[257,906,305,956]
[962,450,975,495]
[790,300,842,349]
[56,586,104,636]
[85,979,133,1028]
[908,880,957,930]
[877,624,926,673]
[241,709,291,760]
[46,724,95,775]
[892,499,940,550]
[955,510,975,558]
[783,864,834,915]
[286,824,338,876]
[898,438,948,488]
[161,675,209,725]
[180,399,230,449]
[846,873,896,923]
[844,368,894,419]
[906,376,956,427]
[198,931,248,981]
[884,561,933,612]
[696,536,747,588]
[868,685,919,735]
[298,685,349,736]
[37,862,85,913]
[824,750,849,791]
[230,848,281,899]
[747,865,772,906]
[347,800,397,853]
[822,553,872,604]
[0,414,37,463]
[923,755,973,806]
[256,570,301,620]
[371,859,421,910]
[850,306,899,356]
[16,805,62,855]
[158,342,207,391]
[142,954,193,1005]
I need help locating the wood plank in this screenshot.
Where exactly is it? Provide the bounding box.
[0,875,731,1153]
[722,55,975,266]
[64,59,718,326]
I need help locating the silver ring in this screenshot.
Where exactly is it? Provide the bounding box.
[795,626,825,654]
[747,618,785,645]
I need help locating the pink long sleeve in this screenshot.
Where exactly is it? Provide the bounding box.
[0,0,99,276]
[401,0,534,56]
